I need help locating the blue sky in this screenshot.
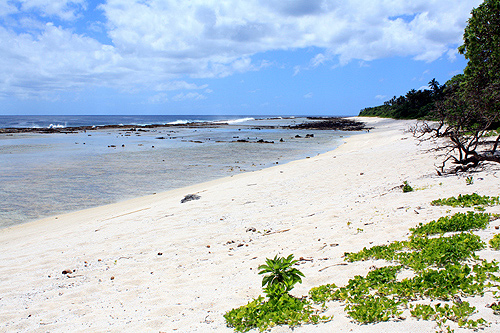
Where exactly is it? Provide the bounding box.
[0,0,482,116]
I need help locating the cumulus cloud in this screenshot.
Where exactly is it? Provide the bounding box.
[0,0,482,99]
[17,0,87,20]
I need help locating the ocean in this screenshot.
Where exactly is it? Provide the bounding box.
[0,115,351,228]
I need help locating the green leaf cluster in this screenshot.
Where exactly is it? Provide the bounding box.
[225,255,323,332]
[411,302,488,330]
[402,181,414,193]
[410,211,491,236]
[226,203,500,331]
[258,254,304,297]
[317,209,499,330]
[224,293,328,332]
[431,193,500,208]
[490,234,500,250]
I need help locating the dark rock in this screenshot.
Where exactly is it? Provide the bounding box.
[181,194,201,203]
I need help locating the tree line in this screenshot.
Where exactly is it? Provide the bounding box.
[360,0,500,173]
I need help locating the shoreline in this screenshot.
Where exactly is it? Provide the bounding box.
[1,117,499,332]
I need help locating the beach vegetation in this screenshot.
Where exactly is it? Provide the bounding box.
[490,234,500,250]
[258,254,304,295]
[314,209,498,331]
[402,181,414,193]
[226,205,500,331]
[410,211,491,236]
[431,193,500,208]
[359,78,445,120]
[409,0,500,173]
[225,255,331,332]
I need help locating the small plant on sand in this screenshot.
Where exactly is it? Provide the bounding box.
[224,255,330,332]
[258,254,305,295]
[466,176,474,185]
[402,181,414,193]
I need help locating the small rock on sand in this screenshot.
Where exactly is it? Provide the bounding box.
[181,194,201,203]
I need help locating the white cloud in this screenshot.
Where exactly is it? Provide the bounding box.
[148,93,168,104]
[172,92,207,101]
[304,92,313,98]
[0,0,483,99]
[18,0,87,20]
[375,95,387,100]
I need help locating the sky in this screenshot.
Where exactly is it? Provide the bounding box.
[0,0,483,116]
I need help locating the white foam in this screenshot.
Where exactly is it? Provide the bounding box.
[214,117,255,125]
[47,123,66,129]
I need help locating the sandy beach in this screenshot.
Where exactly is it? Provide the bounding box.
[1,117,499,332]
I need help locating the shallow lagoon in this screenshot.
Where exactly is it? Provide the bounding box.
[0,117,351,228]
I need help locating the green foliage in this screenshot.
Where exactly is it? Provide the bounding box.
[402,181,414,193]
[346,232,486,271]
[225,255,316,332]
[326,209,499,327]
[309,284,338,305]
[490,234,500,250]
[345,295,404,324]
[358,79,444,119]
[431,193,500,208]
[226,207,500,331]
[410,212,491,236]
[411,301,488,330]
[459,0,500,117]
[224,293,328,332]
[258,254,305,296]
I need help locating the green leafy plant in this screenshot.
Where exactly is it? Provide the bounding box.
[319,209,499,328]
[225,255,329,332]
[402,181,414,193]
[224,293,326,332]
[226,206,500,331]
[431,193,500,208]
[345,295,404,324]
[258,254,305,296]
[410,212,491,236]
[490,234,500,250]
[411,301,487,331]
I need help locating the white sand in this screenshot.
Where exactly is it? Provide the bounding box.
[1,117,499,332]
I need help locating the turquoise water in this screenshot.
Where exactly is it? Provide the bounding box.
[0,116,350,228]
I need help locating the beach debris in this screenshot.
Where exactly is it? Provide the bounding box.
[158,252,163,256]
[181,194,201,203]
[246,227,256,232]
[318,262,347,272]
[62,269,74,275]
[262,228,290,236]
[299,257,313,262]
